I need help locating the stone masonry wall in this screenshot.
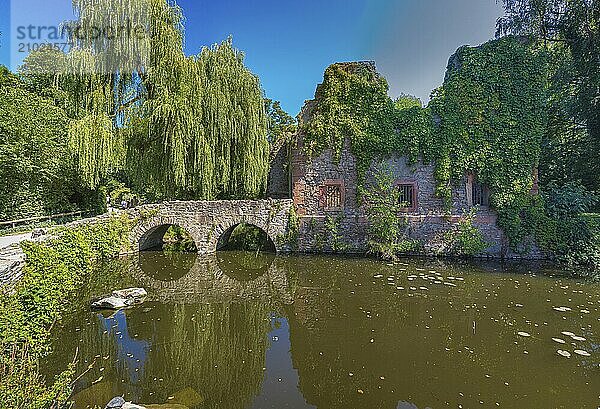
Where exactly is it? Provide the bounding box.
[129,199,294,255]
[267,143,291,199]
[290,134,542,259]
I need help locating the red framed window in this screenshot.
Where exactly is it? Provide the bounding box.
[319,180,344,210]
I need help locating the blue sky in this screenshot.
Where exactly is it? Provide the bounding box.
[0,0,504,115]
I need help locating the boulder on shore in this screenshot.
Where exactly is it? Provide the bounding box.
[92,288,147,310]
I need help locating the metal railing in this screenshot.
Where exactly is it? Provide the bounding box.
[0,210,91,229]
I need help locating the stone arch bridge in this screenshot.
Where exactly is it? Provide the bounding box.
[128,199,294,254]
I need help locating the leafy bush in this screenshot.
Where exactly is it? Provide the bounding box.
[0,215,132,408]
[444,210,489,257]
[163,225,198,252]
[363,166,421,260]
[0,66,95,221]
[543,181,598,219]
[536,183,600,271]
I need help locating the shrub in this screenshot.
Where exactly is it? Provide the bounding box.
[444,210,489,257]
[0,215,132,408]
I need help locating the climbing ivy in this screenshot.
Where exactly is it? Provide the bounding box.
[430,36,550,247]
[302,37,551,250]
[301,62,435,183]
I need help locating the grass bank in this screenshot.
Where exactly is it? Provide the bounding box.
[0,215,132,409]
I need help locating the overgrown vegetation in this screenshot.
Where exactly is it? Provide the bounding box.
[301,35,600,269]
[443,210,489,257]
[498,1,600,196]
[163,225,198,253]
[0,67,102,221]
[362,166,421,260]
[324,213,348,253]
[302,62,434,184]
[0,216,132,408]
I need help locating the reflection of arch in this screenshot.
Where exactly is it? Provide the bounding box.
[211,217,280,254]
[217,252,275,281]
[128,253,294,305]
[133,217,200,252]
[138,251,197,281]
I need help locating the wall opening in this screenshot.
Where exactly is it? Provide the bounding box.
[139,224,197,252]
[217,223,276,253]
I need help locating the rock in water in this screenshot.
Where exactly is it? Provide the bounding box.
[122,403,147,409]
[91,288,147,310]
[112,288,148,302]
[105,397,126,409]
[92,296,132,310]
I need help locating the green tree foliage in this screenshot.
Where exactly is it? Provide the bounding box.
[0,216,132,408]
[127,38,269,199]
[498,0,600,193]
[265,99,297,164]
[0,67,86,220]
[362,166,421,260]
[21,0,270,200]
[443,209,489,257]
[430,37,550,245]
[265,99,297,144]
[302,62,434,182]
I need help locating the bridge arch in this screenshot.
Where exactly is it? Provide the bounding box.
[128,200,293,255]
[133,217,201,252]
[210,216,280,254]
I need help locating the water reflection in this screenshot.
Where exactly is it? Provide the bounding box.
[43,254,600,409]
[131,252,293,305]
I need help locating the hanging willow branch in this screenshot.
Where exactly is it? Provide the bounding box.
[26,0,270,197]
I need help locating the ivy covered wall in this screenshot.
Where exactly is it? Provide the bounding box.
[297,36,553,254]
[429,36,549,248]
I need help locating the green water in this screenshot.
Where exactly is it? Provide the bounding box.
[44,252,600,409]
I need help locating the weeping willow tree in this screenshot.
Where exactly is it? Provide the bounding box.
[127,38,269,199]
[22,0,270,199]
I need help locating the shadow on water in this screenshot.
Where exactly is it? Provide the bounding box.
[42,253,600,409]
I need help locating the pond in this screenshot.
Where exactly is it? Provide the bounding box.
[43,252,600,409]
